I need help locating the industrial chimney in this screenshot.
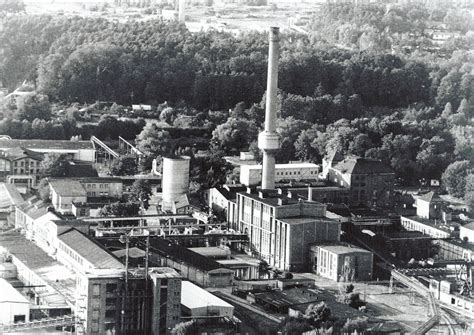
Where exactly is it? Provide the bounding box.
[258,27,281,190]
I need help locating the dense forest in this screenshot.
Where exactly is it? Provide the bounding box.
[0,3,472,196]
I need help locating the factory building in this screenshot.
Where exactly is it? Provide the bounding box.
[148,238,234,287]
[239,162,320,186]
[0,139,95,163]
[310,243,373,282]
[326,156,395,207]
[235,28,340,272]
[401,191,455,239]
[237,189,340,272]
[161,156,190,213]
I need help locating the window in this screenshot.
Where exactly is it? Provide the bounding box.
[106,283,117,293]
[105,310,115,318]
[92,284,100,296]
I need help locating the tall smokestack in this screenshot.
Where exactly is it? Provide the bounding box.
[178,0,185,22]
[258,27,281,190]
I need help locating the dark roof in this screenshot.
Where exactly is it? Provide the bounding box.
[332,157,393,175]
[0,139,94,150]
[49,180,87,197]
[67,163,98,178]
[0,147,44,161]
[58,229,124,269]
[326,150,343,164]
[148,238,229,272]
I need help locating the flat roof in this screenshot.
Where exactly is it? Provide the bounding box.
[0,278,29,304]
[148,267,181,279]
[181,281,233,309]
[315,243,371,255]
[281,216,335,225]
[243,163,319,170]
[402,215,455,233]
[0,139,94,150]
[149,238,230,272]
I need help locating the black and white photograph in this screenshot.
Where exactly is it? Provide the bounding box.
[0,0,473,333]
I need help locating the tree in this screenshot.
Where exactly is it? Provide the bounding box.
[211,118,258,154]
[110,156,138,176]
[303,302,331,328]
[130,180,152,209]
[275,117,311,162]
[37,178,51,202]
[171,320,199,335]
[342,317,368,333]
[442,160,471,198]
[41,154,70,177]
[15,94,51,121]
[465,174,474,213]
[258,260,270,278]
[441,102,453,119]
[99,201,140,217]
[136,124,173,171]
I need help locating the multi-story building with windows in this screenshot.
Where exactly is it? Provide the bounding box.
[237,189,340,271]
[0,147,44,188]
[326,156,395,207]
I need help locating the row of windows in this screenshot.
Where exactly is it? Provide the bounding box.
[85,183,110,189]
[59,242,84,266]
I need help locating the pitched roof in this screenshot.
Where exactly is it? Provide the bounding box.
[58,229,124,270]
[0,139,94,150]
[49,180,86,197]
[326,150,344,164]
[0,147,44,161]
[332,157,393,175]
[18,199,51,220]
[417,191,444,203]
[0,183,24,208]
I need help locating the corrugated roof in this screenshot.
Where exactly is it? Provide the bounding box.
[0,139,93,150]
[49,180,86,197]
[0,183,24,208]
[58,229,124,270]
[332,157,393,175]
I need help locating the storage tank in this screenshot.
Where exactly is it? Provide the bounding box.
[162,156,190,209]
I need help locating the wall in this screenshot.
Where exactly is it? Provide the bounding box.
[460,226,474,243]
[0,301,29,325]
[401,216,451,239]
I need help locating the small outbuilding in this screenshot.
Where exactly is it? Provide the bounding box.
[311,243,373,282]
[181,281,234,318]
[0,278,30,325]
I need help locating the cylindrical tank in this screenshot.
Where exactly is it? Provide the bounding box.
[162,156,190,206]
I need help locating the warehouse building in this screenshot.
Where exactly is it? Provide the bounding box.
[310,243,373,282]
[239,162,320,186]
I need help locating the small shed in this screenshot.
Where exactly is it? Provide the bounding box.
[181,281,234,318]
[0,278,30,325]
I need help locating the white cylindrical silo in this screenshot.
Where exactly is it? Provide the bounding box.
[161,156,190,208]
